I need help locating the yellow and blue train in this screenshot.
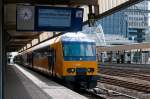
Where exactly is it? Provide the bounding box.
[16,32,98,89]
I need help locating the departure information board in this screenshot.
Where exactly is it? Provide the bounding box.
[35,6,83,31]
[38,9,71,27]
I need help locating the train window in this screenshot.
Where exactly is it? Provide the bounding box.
[63,42,96,57]
[33,46,50,58]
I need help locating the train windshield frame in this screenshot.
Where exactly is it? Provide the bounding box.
[62,41,96,61]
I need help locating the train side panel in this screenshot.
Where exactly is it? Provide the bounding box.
[33,56,49,72]
[32,41,64,78]
[32,46,50,73]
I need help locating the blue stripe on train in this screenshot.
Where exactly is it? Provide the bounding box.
[64,56,96,61]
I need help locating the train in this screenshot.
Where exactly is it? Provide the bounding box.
[15,32,98,89]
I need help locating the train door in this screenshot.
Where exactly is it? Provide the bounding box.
[27,53,33,67]
[48,47,56,76]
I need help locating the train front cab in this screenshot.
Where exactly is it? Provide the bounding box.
[60,40,98,89]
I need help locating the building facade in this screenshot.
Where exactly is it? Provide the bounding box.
[98,1,149,43]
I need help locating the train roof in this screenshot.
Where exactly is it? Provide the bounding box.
[61,32,95,43]
[21,32,95,54]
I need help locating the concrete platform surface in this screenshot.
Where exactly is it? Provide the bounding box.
[5,64,87,99]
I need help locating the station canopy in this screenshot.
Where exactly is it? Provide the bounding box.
[4,0,144,52]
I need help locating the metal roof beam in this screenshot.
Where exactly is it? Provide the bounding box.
[7,31,40,36]
[7,41,29,45]
[95,0,145,20]
[5,0,98,5]
[6,47,21,52]
[8,39,32,43]
[10,36,36,39]
[85,0,148,25]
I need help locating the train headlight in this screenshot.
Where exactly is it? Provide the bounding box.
[67,68,75,73]
[87,68,94,73]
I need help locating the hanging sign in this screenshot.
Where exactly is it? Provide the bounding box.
[17,5,83,32]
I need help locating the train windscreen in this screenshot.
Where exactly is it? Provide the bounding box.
[63,42,96,61]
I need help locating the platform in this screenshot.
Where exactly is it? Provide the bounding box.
[5,64,87,99]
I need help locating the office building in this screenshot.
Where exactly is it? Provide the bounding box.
[98,1,148,43]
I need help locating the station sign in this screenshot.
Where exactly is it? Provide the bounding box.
[17,5,83,32]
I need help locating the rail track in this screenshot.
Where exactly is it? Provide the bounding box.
[100,63,150,70]
[99,63,150,74]
[100,67,150,75]
[98,75,150,93]
[84,87,138,99]
[100,69,150,81]
[81,89,106,99]
[99,63,150,82]
[97,64,150,97]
